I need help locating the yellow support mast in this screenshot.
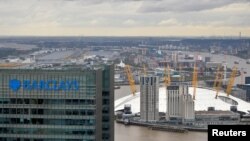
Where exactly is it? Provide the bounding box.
[164,64,171,86]
[192,63,198,100]
[124,65,137,96]
[226,66,237,97]
[213,66,221,89]
[214,66,223,99]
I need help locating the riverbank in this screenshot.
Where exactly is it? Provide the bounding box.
[116,119,207,133]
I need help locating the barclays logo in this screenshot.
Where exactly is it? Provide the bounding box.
[9,79,21,91]
[9,79,79,92]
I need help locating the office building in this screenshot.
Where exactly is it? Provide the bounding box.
[246,77,250,84]
[237,77,250,101]
[0,64,114,141]
[140,75,159,122]
[239,85,250,101]
[166,85,195,123]
[231,88,247,101]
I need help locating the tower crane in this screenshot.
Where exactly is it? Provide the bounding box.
[124,65,137,96]
[192,63,198,100]
[226,66,237,97]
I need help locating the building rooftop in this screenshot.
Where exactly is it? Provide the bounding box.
[115,87,250,114]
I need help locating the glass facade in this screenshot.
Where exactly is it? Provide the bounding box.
[101,66,114,141]
[245,77,250,84]
[0,65,114,141]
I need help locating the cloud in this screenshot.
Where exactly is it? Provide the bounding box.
[158,18,180,26]
[138,0,250,13]
[89,20,99,25]
[0,0,250,36]
[123,19,137,26]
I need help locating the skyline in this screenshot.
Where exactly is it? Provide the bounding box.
[0,0,250,36]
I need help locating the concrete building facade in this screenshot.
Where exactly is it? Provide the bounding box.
[140,75,159,122]
[166,85,195,123]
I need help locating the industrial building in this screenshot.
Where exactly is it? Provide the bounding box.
[166,85,195,123]
[140,75,159,122]
[0,64,114,141]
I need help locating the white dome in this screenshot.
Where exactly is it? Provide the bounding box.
[115,87,250,114]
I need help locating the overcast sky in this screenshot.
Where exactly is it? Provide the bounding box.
[0,0,250,36]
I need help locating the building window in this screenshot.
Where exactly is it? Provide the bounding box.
[87,110,94,116]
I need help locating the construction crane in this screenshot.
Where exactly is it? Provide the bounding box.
[226,66,237,97]
[214,66,223,99]
[192,63,198,100]
[164,65,171,86]
[124,65,137,96]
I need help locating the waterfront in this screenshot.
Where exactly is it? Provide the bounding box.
[114,85,207,141]
[114,52,250,141]
[115,122,207,141]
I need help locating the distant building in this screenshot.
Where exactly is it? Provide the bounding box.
[206,62,222,69]
[166,85,195,123]
[245,77,250,84]
[116,60,125,68]
[171,53,178,68]
[238,85,250,101]
[205,57,211,63]
[231,88,247,101]
[140,75,159,122]
[237,77,250,101]
[158,61,171,68]
[248,50,250,57]
[148,59,158,69]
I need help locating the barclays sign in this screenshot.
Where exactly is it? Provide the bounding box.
[9,79,79,92]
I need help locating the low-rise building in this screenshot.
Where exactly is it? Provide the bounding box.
[195,110,240,125]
